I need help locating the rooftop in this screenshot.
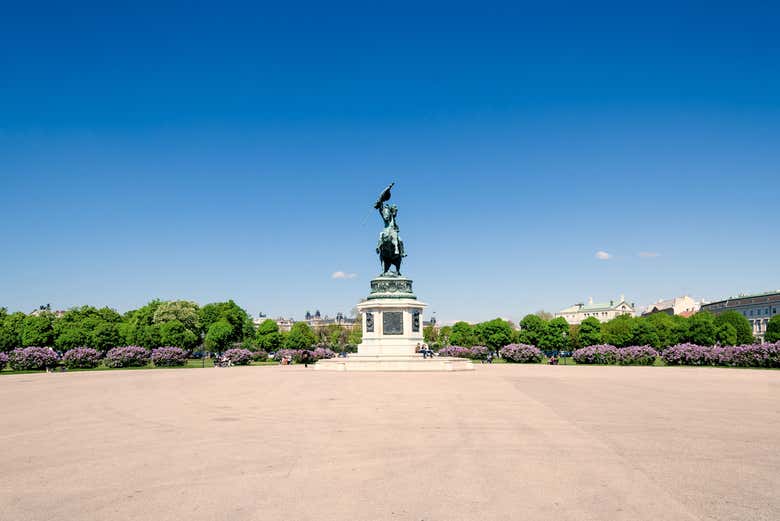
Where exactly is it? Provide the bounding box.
[704,290,780,306]
[558,297,632,314]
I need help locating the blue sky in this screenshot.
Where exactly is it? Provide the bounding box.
[1,1,778,323]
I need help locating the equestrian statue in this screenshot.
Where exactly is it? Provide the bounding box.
[374,182,406,275]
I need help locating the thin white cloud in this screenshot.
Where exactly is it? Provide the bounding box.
[638,252,660,258]
[331,271,357,280]
[595,251,612,260]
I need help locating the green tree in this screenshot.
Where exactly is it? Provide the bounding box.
[765,315,780,342]
[0,312,26,351]
[633,319,660,347]
[121,300,164,347]
[139,324,164,348]
[686,312,717,346]
[200,301,252,344]
[153,300,201,336]
[0,326,17,352]
[256,319,279,336]
[602,315,636,347]
[204,320,234,353]
[423,325,438,344]
[54,306,123,349]
[22,314,55,347]
[714,311,753,345]
[539,317,569,351]
[449,321,477,347]
[474,318,514,351]
[438,325,452,346]
[715,322,737,346]
[347,325,362,348]
[317,324,347,349]
[159,320,199,350]
[644,313,684,349]
[578,317,602,346]
[256,319,283,352]
[518,314,547,346]
[284,322,316,350]
[90,322,120,352]
[55,325,88,350]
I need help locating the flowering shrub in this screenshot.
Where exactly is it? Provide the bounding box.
[499,344,544,363]
[0,352,8,370]
[616,345,659,365]
[663,342,780,368]
[273,349,300,362]
[151,347,188,367]
[661,343,710,366]
[62,347,102,369]
[104,346,150,368]
[467,345,490,360]
[438,346,472,358]
[9,347,59,371]
[251,349,270,362]
[572,344,619,364]
[222,348,252,365]
[312,347,337,360]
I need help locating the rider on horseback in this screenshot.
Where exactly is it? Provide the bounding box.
[377,203,405,257]
[374,183,406,275]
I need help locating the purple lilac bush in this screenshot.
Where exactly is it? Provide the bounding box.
[660,343,710,366]
[438,346,472,358]
[222,348,253,365]
[273,349,300,362]
[572,344,619,364]
[499,344,544,363]
[0,352,8,370]
[104,346,151,368]
[9,347,59,371]
[616,345,659,366]
[151,347,188,367]
[663,342,780,368]
[312,347,337,360]
[62,347,103,369]
[467,345,490,360]
[251,349,270,362]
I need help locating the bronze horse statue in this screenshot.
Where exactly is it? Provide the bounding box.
[377,233,405,275]
[374,183,406,276]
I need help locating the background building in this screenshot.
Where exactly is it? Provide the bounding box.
[701,291,780,341]
[254,311,356,332]
[555,296,635,325]
[642,295,700,317]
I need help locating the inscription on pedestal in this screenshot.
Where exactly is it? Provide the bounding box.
[383,312,403,335]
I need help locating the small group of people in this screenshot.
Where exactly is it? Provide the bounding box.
[416,343,434,359]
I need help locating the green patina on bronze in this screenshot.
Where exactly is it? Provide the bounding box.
[368,183,417,299]
[374,182,406,276]
[367,275,416,300]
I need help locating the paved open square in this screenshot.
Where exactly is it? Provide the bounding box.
[1,365,778,521]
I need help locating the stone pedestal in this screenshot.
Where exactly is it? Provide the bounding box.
[316,275,473,372]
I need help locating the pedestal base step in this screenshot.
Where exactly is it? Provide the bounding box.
[314,355,474,372]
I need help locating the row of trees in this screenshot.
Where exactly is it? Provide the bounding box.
[425,311,779,352]
[0,301,363,354]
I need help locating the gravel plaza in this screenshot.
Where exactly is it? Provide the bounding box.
[1,364,778,521]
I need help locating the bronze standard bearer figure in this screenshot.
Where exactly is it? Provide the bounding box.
[374,183,406,276]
